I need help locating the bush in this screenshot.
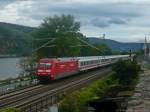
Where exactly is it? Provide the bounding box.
[112,60,141,85]
[59,75,118,112]
[1,108,20,112]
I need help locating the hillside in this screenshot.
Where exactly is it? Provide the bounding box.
[88,37,144,52]
[0,22,144,56]
[0,22,35,56]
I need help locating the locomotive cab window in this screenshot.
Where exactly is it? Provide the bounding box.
[46,63,51,68]
[39,63,51,68]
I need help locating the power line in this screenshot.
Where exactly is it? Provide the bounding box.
[32,38,56,53]
[32,35,105,56]
[76,37,102,52]
[44,45,56,47]
[33,38,54,41]
[70,45,88,47]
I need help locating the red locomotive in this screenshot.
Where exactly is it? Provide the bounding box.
[36,55,131,81]
[37,58,79,81]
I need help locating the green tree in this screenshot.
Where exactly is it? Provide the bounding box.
[112,60,141,85]
[32,15,82,59]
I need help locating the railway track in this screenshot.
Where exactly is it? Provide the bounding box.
[0,67,112,111]
[0,84,42,100]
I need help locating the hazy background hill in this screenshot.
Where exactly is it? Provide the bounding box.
[88,37,144,52]
[0,22,35,56]
[0,22,144,57]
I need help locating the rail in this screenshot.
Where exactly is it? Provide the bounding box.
[1,67,112,112]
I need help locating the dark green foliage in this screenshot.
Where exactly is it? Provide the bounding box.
[59,60,141,112]
[0,17,113,57]
[33,15,112,59]
[0,22,35,56]
[59,75,118,112]
[2,108,20,112]
[33,15,83,59]
[112,60,141,85]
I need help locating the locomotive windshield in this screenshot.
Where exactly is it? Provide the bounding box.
[38,63,51,69]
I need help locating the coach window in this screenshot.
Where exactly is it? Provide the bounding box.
[95,60,97,63]
[82,62,84,66]
[90,61,92,64]
[85,61,87,65]
[82,62,84,65]
[81,62,84,66]
[86,61,88,65]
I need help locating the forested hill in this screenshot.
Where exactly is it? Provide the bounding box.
[88,37,144,52]
[0,22,35,33]
[0,22,35,56]
[0,22,144,57]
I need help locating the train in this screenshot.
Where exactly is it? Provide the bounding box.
[36,55,132,81]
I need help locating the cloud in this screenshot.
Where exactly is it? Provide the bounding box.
[15,1,142,28]
[0,0,150,42]
[0,0,16,9]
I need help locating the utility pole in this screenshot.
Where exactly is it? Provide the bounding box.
[102,33,105,40]
[144,36,147,57]
[99,34,105,40]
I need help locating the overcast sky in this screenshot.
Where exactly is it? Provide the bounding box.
[0,0,150,42]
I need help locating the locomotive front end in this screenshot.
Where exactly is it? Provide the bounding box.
[36,59,53,81]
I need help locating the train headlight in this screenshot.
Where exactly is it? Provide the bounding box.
[46,70,51,72]
[38,70,43,72]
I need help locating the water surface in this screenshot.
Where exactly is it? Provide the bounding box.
[0,58,23,80]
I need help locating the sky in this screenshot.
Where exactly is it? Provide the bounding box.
[0,0,150,42]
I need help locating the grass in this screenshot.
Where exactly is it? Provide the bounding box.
[59,73,119,112]
[1,108,20,112]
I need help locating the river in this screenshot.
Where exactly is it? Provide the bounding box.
[0,57,23,80]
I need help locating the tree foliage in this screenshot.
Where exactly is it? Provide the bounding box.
[0,22,34,56]
[112,60,141,85]
[33,15,112,59]
[33,15,82,59]
[59,75,118,112]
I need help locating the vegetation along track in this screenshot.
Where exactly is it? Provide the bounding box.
[0,67,112,110]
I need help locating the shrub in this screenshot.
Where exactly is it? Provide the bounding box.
[59,75,118,112]
[112,60,141,85]
[1,108,20,112]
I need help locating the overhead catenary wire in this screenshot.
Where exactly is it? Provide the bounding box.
[32,35,105,55]
[33,38,54,41]
[70,45,88,47]
[32,38,56,53]
[44,45,56,47]
[76,37,105,54]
